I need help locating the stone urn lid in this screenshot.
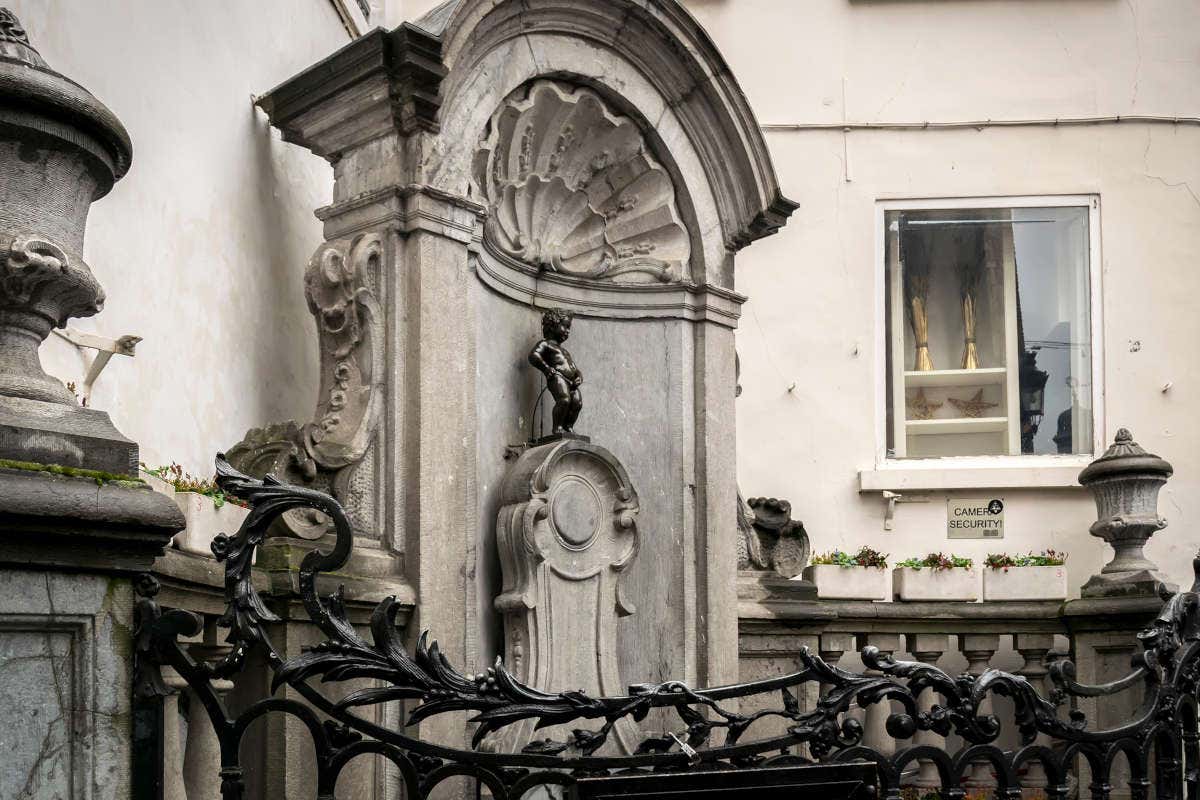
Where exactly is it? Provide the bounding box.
[1078,428,1173,485]
[0,7,132,195]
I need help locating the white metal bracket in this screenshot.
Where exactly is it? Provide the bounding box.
[882,490,929,530]
[51,327,141,404]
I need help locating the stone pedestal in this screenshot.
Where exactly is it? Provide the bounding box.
[493,438,640,752]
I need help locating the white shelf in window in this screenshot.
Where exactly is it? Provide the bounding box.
[904,367,1007,388]
[905,417,1008,436]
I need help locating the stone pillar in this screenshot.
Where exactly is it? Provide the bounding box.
[908,634,949,790]
[0,11,183,800]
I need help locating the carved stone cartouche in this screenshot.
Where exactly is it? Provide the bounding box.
[226,233,383,537]
[475,80,690,284]
[737,496,811,579]
[493,437,640,753]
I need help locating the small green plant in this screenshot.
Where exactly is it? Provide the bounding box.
[140,462,249,509]
[984,549,1066,571]
[810,546,889,569]
[896,552,974,570]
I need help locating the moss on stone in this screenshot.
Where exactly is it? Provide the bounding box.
[0,457,142,486]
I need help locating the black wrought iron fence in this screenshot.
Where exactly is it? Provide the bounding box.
[132,457,1200,799]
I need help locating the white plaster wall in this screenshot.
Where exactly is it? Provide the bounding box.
[10,0,348,476]
[680,0,1200,594]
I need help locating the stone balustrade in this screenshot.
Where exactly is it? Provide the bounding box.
[739,587,1157,798]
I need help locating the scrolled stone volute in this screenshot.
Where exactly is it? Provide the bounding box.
[0,7,132,405]
[1078,428,1176,597]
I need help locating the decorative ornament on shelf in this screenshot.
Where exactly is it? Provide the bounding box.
[906,388,943,420]
[954,228,985,370]
[948,389,999,418]
[901,222,934,371]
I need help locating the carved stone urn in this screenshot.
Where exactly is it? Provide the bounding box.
[0,9,139,473]
[1078,428,1176,598]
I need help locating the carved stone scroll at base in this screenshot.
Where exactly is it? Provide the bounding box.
[493,438,640,754]
[226,233,382,537]
[737,495,811,580]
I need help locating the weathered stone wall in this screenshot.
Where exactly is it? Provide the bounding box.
[0,571,135,800]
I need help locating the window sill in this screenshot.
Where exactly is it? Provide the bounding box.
[858,457,1091,492]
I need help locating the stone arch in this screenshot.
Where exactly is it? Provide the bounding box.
[418,0,795,289]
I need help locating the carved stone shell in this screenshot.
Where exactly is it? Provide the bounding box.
[475,81,691,283]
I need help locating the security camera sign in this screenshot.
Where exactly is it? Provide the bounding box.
[947,498,1005,539]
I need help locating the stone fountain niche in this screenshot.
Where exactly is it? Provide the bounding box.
[247,0,794,759]
[472,76,737,716]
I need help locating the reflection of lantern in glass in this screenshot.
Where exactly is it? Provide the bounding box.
[1019,349,1050,454]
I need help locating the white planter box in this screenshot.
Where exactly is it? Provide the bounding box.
[803,565,890,601]
[172,492,250,558]
[893,567,979,602]
[983,564,1068,601]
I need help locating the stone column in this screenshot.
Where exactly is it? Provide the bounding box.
[908,634,949,790]
[961,634,1000,789]
[0,12,183,800]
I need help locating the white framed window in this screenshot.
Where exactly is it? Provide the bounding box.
[872,195,1103,474]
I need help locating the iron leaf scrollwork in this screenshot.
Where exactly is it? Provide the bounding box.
[132,459,1200,799]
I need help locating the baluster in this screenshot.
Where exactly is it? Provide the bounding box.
[161,667,189,800]
[819,633,856,760]
[183,643,235,799]
[819,633,856,693]
[960,634,1000,790]
[859,633,901,757]
[908,634,949,790]
[1015,633,1054,790]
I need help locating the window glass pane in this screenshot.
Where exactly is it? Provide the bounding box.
[884,205,1092,458]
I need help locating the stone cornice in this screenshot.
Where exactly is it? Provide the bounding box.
[315,183,486,241]
[475,242,745,327]
[0,468,182,574]
[254,22,445,160]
